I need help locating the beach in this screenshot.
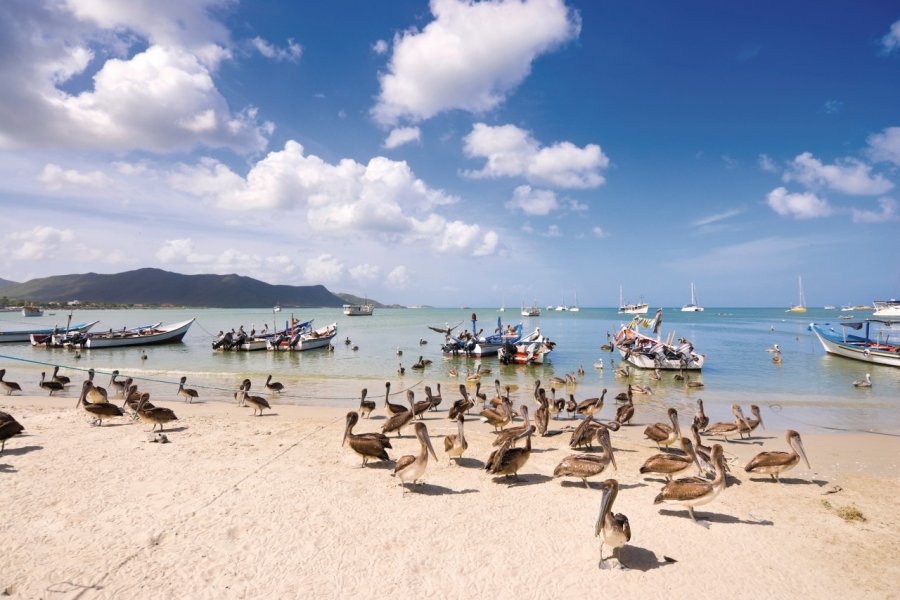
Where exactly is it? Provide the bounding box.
[2,387,898,599]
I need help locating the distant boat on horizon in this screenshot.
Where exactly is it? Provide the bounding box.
[681,282,704,312]
[786,276,808,313]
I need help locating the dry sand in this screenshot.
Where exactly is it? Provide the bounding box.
[1,385,899,599]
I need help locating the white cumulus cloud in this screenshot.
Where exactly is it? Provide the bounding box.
[38,164,112,190]
[304,254,344,283]
[250,36,302,62]
[384,126,421,149]
[371,0,580,125]
[505,185,559,215]
[387,265,410,288]
[349,264,381,282]
[866,126,900,166]
[882,20,900,54]
[463,123,608,189]
[851,198,898,224]
[766,187,833,219]
[782,152,892,195]
[6,226,75,260]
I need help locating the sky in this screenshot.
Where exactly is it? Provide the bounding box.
[0,0,898,308]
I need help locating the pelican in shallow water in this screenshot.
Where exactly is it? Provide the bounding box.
[39,372,65,396]
[643,408,681,449]
[853,373,872,388]
[596,479,631,568]
[615,390,634,425]
[393,421,438,491]
[654,443,728,521]
[342,411,391,467]
[576,388,607,417]
[177,376,199,403]
[0,369,22,396]
[109,370,127,398]
[554,428,617,487]
[76,381,124,426]
[443,413,468,463]
[744,429,810,482]
[265,374,284,393]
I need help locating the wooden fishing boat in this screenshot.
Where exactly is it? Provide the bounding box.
[811,320,899,368]
[498,327,556,365]
[614,310,705,370]
[267,322,337,351]
[65,319,193,348]
[2,320,98,344]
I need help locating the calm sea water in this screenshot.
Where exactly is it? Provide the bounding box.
[2,307,898,433]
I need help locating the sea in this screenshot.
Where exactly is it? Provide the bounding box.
[2,306,898,434]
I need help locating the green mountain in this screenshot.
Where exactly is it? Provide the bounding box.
[2,268,356,308]
[0,277,19,289]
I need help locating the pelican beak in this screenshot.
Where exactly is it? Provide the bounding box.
[596,482,612,537]
[795,436,811,469]
[342,418,351,447]
[757,410,766,430]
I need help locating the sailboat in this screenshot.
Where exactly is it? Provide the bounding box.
[554,295,568,311]
[681,283,704,312]
[618,285,649,315]
[787,276,808,313]
[569,291,580,312]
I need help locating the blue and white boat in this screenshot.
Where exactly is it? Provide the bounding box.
[442,317,523,357]
[810,320,899,368]
[0,320,99,344]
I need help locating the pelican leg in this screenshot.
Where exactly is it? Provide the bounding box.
[582,478,589,489]
[687,507,696,521]
[598,541,606,568]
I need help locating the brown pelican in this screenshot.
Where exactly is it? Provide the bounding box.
[534,389,550,436]
[704,404,750,440]
[51,365,70,386]
[393,422,438,490]
[177,376,199,403]
[412,391,434,419]
[109,370,128,398]
[690,424,718,477]
[576,388,607,417]
[241,381,270,416]
[0,411,25,454]
[692,398,709,431]
[39,372,65,396]
[123,386,152,418]
[570,417,620,450]
[565,393,577,419]
[684,374,704,388]
[382,391,416,437]
[358,388,375,418]
[548,388,564,420]
[738,404,765,437]
[265,374,284,393]
[425,385,441,411]
[479,393,513,431]
[853,373,872,388]
[448,384,474,419]
[383,382,408,416]
[745,429,810,482]
[0,369,22,396]
[136,394,178,432]
[614,365,631,378]
[411,356,427,370]
[486,425,535,481]
[614,385,632,402]
[654,443,728,521]
[639,437,701,481]
[493,405,530,447]
[76,380,124,425]
[631,384,652,395]
[554,428,617,487]
[234,378,251,406]
[342,411,392,466]
[596,479,631,567]
[85,369,109,404]
[615,391,634,425]
[443,413,468,463]
[643,408,681,449]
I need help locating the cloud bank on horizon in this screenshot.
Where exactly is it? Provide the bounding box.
[0,0,898,306]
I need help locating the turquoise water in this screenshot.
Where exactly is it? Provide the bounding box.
[1,307,898,433]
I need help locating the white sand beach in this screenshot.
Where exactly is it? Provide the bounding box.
[1,388,898,599]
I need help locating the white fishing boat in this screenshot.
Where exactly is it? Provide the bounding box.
[521,301,541,317]
[22,305,43,317]
[618,285,649,315]
[811,319,899,367]
[343,301,374,316]
[786,276,808,313]
[498,327,556,365]
[681,282,704,312]
[66,319,194,349]
[872,299,900,317]
[613,310,705,370]
[441,319,523,357]
[267,322,337,351]
[3,320,99,344]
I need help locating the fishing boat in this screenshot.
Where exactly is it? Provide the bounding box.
[498,327,556,365]
[342,301,374,316]
[613,310,705,370]
[267,322,337,351]
[810,319,899,367]
[60,319,194,349]
[618,285,649,315]
[441,318,523,357]
[681,282,704,312]
[211,324,279,352]
[2,320,99,344]
[872,299,900,318]
[21,306,43,317]
[786,276,808,313]
[521,301,541,317]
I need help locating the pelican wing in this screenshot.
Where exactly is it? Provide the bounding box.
[745,450,792,472]
[654,477,712,504]
[350,436,390,461]
[394,454,415,473]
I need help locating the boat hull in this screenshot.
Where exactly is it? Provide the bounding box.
[613,325,705,370]
[872,300,900,317]
[811,325,900,368]
[84,319,194,348]
[618,304,649,315]
[3,321,99,344]
[267,323,337,351]
[343,304,374,316]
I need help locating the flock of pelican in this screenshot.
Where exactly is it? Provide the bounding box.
[340,377,813,567]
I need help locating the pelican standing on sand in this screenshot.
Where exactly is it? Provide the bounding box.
[136,394,178,432]
[745,429,810,482]
[615,391,634,425]
[109,370,127,398]
[393,422,438,491]
[444,413,468,463]
[382,391,416,437]
[554,428,617,487]
[639,437,702,481]
[654,443,729,522]
[358,388,375,418]
[486,426,535,481]
[644,408,681,449]
[76,381,124,426]
[241,381,270,416]
[0,411,25,454]
[693,398,709,431]
[0,369,22,396]
[85,369,109,404]
[448,384,475,419]
[383,381,408,416]
[704,404,751,440]
[177,376,199,403]
[596,479,631,568]
[342,411,391,467]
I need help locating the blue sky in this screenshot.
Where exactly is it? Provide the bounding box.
[0,0,898,307]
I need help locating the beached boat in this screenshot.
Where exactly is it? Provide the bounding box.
[21,306,43,317]
[681,282,704,312]
[59,319,193,348]
[267,322,337,351]
[498,327,556,365]
[872,299,900,317]
[618,285,649,315]
[811,320,899,368]
[2,320,99,344]
[613,310,705,370]
[343,302,374,316]
[786,276,808,313]
[521,302,541,317]
[441,322,523,357]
